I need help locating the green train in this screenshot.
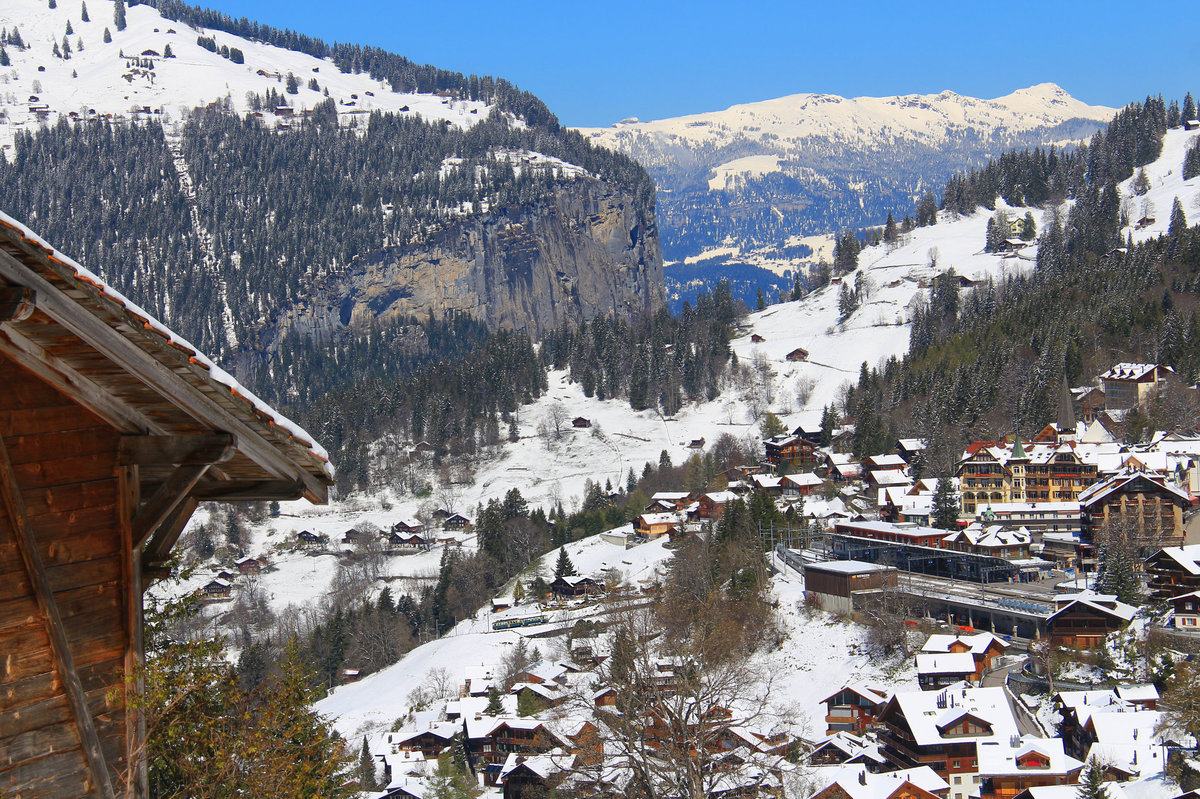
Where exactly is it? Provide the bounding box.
[492,614,548,630]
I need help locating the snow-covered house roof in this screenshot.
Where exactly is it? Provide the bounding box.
[975,735,1084,778]
[1049,593,1138,624]
[915,652,977,676]
[921,632,1010,656]
[943,523,1030,548]
[1115,685,1159,704]
[498,749,576,781]
[811,764,949,799]
[1077,469,1191,508]
[1101,363,1174,382]
[1086,710,1171,778]
[888,685,1019,747]
[1150,545,1200,575]
[821,683,889,706]
[869,469,912,487]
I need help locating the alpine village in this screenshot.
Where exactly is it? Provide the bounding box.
[2,1,1200,798]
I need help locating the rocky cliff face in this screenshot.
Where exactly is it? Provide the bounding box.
[268,177,662,343]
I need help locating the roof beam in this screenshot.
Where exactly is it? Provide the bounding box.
[118,433,237,467]
[132,464,211,548]
[141,495,199,577]
[190,478,309,502]
[0,285,36,321]
[0,322,156,434]
[0,433,116,799]
[0,249,327,502]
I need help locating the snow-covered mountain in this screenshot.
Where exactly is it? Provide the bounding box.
[577,84,1114,295]
[581,84,1112,163]
[0,0,491,153]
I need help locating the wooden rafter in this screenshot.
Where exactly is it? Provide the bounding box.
[0,285,36,321]
[0,250,328,503]
[0,433,117,799]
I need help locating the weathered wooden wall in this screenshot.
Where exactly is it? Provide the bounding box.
[0,352,132,798]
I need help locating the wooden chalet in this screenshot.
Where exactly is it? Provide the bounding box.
[763,434,819,469]
[1046,594,1136,648]
[920,633,1009,681]
[821,684,888,735]
[786,347,809,362]
[0,213,332,798]
[550,575,602,598]
[235,556,261,575]
[1079,470,1189,551]
[1168,590,1200,629]
[443,512,470,530]
[750,333,765,343]
[695,490,739,521]
[571,416,591,428]
[199,579,231,599]
[1144,544,1200,600]
[296,529,320,545]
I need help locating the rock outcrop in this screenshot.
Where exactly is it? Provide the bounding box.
[268,177,663,343]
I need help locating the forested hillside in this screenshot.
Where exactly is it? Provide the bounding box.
[843,94,1200,469]
[0,0,666,490]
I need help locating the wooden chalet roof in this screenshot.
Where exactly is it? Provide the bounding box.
[0,212,334,511]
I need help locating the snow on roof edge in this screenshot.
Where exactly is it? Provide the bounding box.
[0,210,334,479]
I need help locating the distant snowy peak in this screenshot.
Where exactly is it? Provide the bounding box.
[0,0,493,152]
[580,83,1113,153]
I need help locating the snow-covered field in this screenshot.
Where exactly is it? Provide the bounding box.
[1119,127,1200,243]
[0,0,492,152]
[315,536,919,742]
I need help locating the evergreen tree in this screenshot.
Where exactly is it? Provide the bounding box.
[61,35,71,58]
[425,752,481,799]
[916,192,939,227]
[48,0,56,8]
[1183,92,1197,124]
[838,281,859,320]
[760,411,786,440]
[516,687,539,717]
[819,405,837,447]
[113,0,125,31]
[65,20,73,35]
[163,42,173,57]
[0,47,8,67]
[756,286,765,310]
[1184,140,1200,181]
[102,26,110,42]
[883,212,899,244]
[484,686,503,716]
[1169,196,1187,237]
[553,546,576,579]
[358,736,377,791]
[285,72,300,94]
[932,478,959,529]
[1076,757,1109,799]
[1021,211,1037,241]
[80,1,89,22]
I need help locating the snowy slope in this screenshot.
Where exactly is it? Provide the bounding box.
[315,529,679,739]
[1118,126,1200,241]
[580,84,1112,170]
[315,538,919,742]
[0,0,491,152]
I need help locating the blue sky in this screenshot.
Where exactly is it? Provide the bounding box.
[192,0,1197,127]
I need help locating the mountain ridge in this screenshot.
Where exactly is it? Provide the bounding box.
[577,82,1115,276]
